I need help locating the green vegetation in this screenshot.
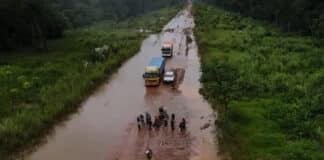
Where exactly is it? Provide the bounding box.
[0,0,184,50]
[0,7,178,159]
[202,0,324,38]
[194,3,324,160]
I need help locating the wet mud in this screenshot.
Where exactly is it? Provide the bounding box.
[24,4,221,160]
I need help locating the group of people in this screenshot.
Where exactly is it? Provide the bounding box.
[136,107,187,132]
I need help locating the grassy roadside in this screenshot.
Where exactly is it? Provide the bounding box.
[194,3,324,160]
[0,7,178,159]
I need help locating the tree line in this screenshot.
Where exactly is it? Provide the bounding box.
[0,0,183,50]
[202,0,324,38]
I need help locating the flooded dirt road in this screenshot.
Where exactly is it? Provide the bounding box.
[25,5,221,160]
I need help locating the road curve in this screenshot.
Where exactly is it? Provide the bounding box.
[25,5,221,160]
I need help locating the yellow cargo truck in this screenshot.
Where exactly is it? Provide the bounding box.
[142,57,165,86]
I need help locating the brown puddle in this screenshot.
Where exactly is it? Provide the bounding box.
[24,5,222,160]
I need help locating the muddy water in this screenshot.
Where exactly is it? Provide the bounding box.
[25,5,220,160]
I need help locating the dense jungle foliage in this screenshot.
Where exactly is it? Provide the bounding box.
[0,7,178,159]
[0,0,184,50]
[201,0,324,38]
[194,3,324,160]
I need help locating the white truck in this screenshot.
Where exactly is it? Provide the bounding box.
[161,41,173,57]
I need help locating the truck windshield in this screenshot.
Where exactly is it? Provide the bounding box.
[143,73,160,78]
[162,48,171,51]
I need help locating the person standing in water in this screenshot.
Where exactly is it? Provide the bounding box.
[179,118,186,131]
[140,114,145,126]
[153,116,162,129]
[164,112,169,127]
[170,113,175,131]
[145,112,151,124]
[146,112,153,130]
[147,118,152,130]
[159,107,165,121]
[137,116,142,130]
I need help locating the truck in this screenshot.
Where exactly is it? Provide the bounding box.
[143,57,165,86]
[161,41,173,57]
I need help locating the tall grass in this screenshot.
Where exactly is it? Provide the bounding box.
[194,3,324,160]
[0,7,178,159]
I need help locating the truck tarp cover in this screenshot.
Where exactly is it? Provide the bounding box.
[148,57,164,68]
